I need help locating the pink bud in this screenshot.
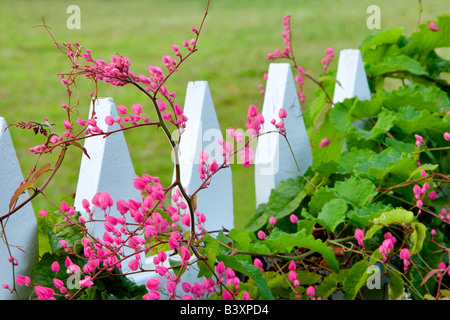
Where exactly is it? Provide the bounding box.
[117,105,127,115]
[146,277,160,291]
[278,108,287,119]
[131,104,142,115]
[355,228,364,246]
[319,137,330,148]
[288,260,296,271]
[428,21,440,31]
[254,258,263,269]
[290,214,299,224]
[257,230,266,240]
[51,261,60,272]
[216,261,225,276]
[269,216,276,226]
[38,209,48,217]
[444,132,450,141]
[399,248,410,260]
[307,286,315,297]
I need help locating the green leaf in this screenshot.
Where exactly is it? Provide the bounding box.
[385,138,416,154]
[348,202,392,228]
[338,148,376,174]
[367,55,428,77]
[410,222,427,255]
[296,270,322,285]
[370,108,396,139]
[312,112,344,167]
[217,253,274,300]
[334,176,378,208]
[308,187,337,216]
[372,208,415,226]
[343,260,371,300]
[264,228,339,273]
[383,85,444,113]
[197,234,220,278]
[364,225,384,240]
[360,27,404,52]
[389,269,405,300]
[317,198,348,233]
[245,174,320,232]
[394,106,447,135]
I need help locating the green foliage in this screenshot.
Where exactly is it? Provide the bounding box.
[226,14,450,300]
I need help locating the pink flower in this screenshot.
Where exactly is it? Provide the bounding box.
[240,147,255,168]
[240,292,252,300]
[222,290,233,300]
[400,248,410,260]
[216,261,225,276]
[257,230,266,240]
[117,105,127,115]
[80,276,94,288]
[444,132,450,141]
[278,108,287,119]
[146,277,160,291]
[16,275,31,286]
[288,270,297,282]
[38,209,48,217]
[181,246,191,263]
[415,134,423,147]
[143,290,160,300]
[254,258,263,272]
[319,137,330,148]
[428,21,440,31]
[290,214,299,224]
[128,259,140,271]
[269,216,276,226]
[307,286,315,297]
[60,201,70,213]
[34,286,55,300]
[355,228,364,247]
[53,278,65,291]
[288,260,296,271]
[51,261,60,272]
[62,120,72,131]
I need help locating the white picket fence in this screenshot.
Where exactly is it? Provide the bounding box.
[0,49,371,300]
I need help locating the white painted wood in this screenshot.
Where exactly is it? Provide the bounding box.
[173,81,234,232]
[333,49,371,104]
[254,63,312,207]
[0,117,38,300]
[74,98,141,256]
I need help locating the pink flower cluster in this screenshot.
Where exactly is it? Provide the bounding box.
[321,48,334,73]
[267,15,292,60]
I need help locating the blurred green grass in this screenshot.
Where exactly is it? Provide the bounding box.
[1,0,448,230]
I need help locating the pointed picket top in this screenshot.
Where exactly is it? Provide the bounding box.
[0,117,38,300]
[333,49,371,104]
[174,81,234,231]
[254,63,312,207]
[74,98,141,239]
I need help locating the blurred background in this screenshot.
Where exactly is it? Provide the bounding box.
[0,0,448,229]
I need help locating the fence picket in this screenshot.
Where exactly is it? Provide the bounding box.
[74,98,141,239]
[174,81,234,231]
[0,117,38,300]
[333,49,371,104]
[254,63,312,207]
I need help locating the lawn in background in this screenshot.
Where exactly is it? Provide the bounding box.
[1,0,449,234]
